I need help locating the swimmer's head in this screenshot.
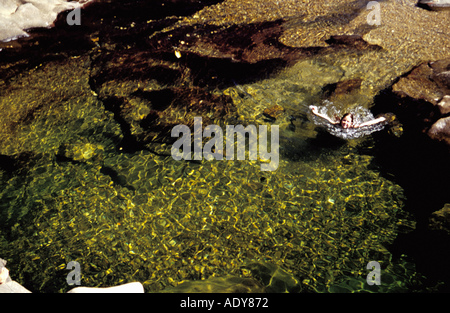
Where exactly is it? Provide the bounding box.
[340,113,353,129]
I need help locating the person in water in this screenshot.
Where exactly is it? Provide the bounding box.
[310,106,387,129]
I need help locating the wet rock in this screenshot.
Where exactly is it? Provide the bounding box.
[138,87,235,142]
[61,141,106,163]
[429,59,450,91]
[418,0,450,11]
[437,95,450,115]
[90,50,185,88]
[392,62,443,105]
[429,203,450,234]
[428,116,450,145]
[94,84,235,152]
[390,58,450,146]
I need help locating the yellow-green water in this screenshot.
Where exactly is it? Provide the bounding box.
[0,139,416,292]
[0,58,417,291]
[2,0,448,293]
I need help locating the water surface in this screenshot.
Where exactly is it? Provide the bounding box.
[0,0,448,293]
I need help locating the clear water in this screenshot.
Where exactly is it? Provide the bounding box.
[0,0,448,293]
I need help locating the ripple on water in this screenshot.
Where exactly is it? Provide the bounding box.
[0,138,414,292]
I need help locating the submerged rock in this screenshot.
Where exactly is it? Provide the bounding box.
[321,78,363,104]
[263,105,285,120]
[0,55,122,158]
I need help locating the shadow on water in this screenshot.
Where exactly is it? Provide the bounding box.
[368,88,450,291]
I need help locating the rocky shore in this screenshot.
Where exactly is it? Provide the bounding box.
[388,59,450,147]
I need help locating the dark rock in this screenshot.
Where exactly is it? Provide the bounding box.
[392,62,442,105]
[390,58,450,146]
[428,116,450,145]
[138,86,235,139]
[89,50,185,88]
[429,59,450,91]
[152,20,308,65]
[333,78,362,95]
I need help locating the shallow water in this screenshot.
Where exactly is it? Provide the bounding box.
[0,0,448,293]
[0,136,417,292]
